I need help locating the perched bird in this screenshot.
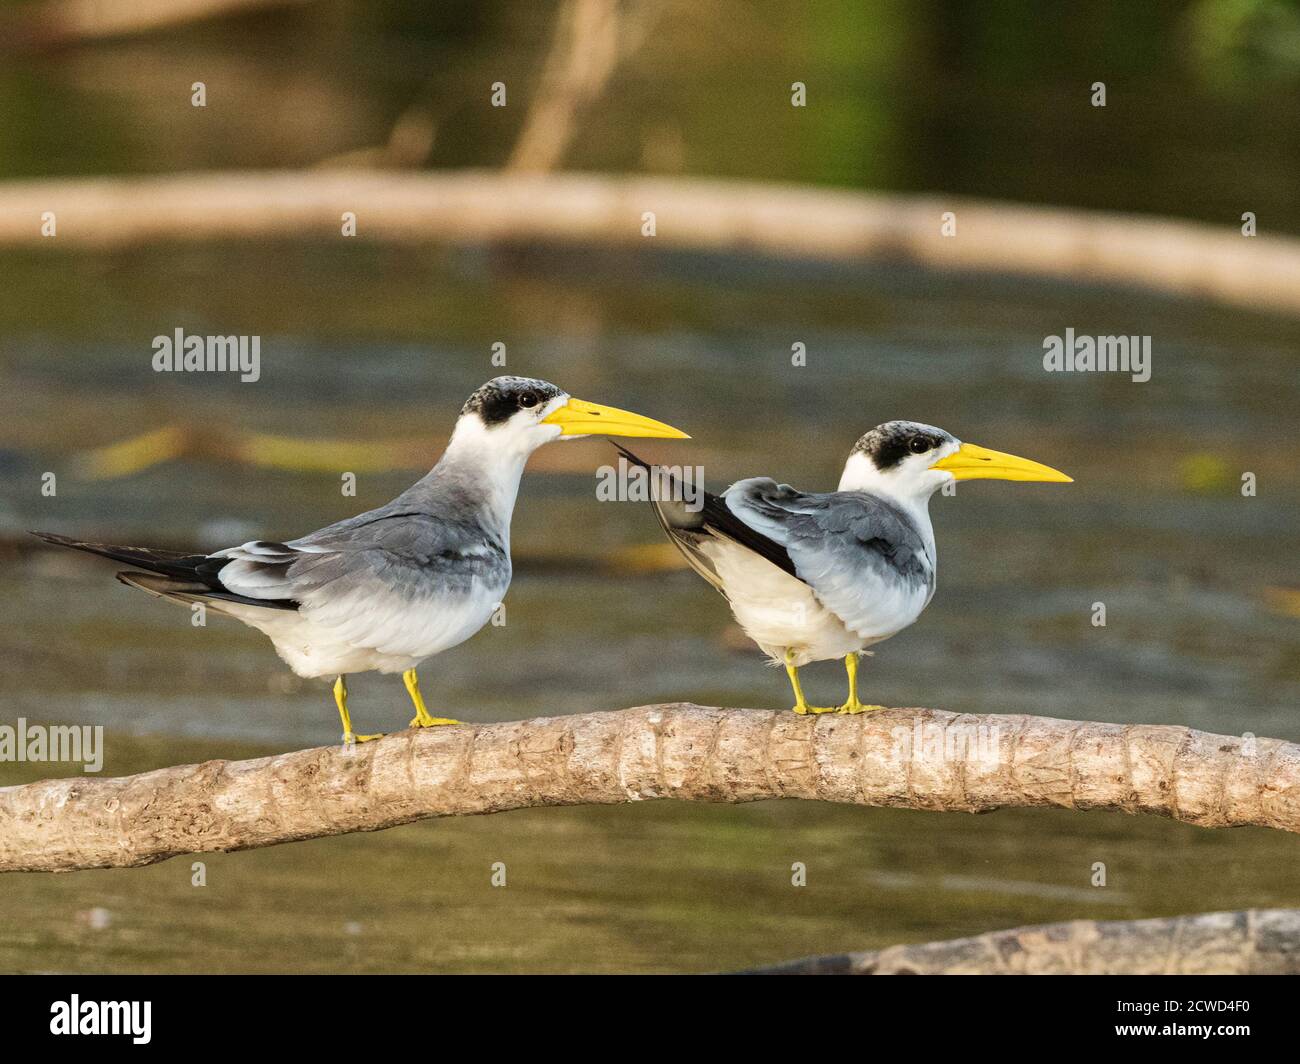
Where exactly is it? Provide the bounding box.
[619,421,1071,714]
[34,377,688,743]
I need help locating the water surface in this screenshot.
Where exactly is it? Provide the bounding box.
[1,242,1297,972]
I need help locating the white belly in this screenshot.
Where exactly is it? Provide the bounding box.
[702,540,871,667]
[224,576,505,679]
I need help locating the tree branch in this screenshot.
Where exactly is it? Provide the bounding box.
[3,171,1297,315]
[506,0,624,174]
[3,705,1299,873]
[1,0,313,51]
[736,908,1300,975]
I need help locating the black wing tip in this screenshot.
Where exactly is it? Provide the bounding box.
[610,442,651,469]
[116,569,301,611]
[30,530,72,545]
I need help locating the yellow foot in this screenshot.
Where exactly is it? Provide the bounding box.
[792,704,838,715]
[836,701,887,715]
[403,669,460,729]
[343,731,384,745]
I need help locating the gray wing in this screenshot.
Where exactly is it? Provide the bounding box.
[723,478,935,637]
[614,444,799,597]
[213,504,510,647]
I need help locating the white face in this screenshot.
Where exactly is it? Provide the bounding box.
[898,437,964,495]
[451,392,571,459]
[501,392,571,451]
[838,430,962,501]
[449,379,690,459]
[839,422,1074,497]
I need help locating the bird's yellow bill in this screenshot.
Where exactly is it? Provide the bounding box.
[542,397,690,439]
[931,442,1073,483]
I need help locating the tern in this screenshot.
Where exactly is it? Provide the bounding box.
[34,377,688,743]
[620,421,1071,714]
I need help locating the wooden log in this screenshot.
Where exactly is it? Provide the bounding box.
[2,704,1298,873]
[1,171,1296,314]
[739,908,1300,975]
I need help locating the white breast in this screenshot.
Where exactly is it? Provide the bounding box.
[701,539,869,667]
[224,575,506,679]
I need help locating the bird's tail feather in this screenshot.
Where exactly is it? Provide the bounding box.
[609,443,730,594]
[29,531,209,577]
[612,442,652,471]
[32,531,299,612]
[115,572,239,615]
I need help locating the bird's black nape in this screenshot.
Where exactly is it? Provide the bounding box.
[461,376,563,426]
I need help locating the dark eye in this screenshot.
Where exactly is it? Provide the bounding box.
[518,393,538,409]
[909,437,930,454]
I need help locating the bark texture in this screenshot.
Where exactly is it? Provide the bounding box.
[2,172,1296,314]
[2,704,1299,873]
[741,908,1300,975]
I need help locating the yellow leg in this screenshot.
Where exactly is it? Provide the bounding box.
[836,653,886,714]
[334,676,383,744]
[785,650,835,715]
[402,669,461,728]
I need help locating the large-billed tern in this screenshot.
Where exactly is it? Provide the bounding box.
[35,377,688,743]
[621,421,1071,714]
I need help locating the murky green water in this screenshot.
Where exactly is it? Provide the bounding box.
[5,737,1300,974]
[1,241,1297,971]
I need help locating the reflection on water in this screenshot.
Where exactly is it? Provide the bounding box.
[1,243,1297,971]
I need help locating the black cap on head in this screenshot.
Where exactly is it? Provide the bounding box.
[462,376,564,425]
[853,420,954,470]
